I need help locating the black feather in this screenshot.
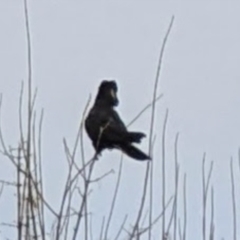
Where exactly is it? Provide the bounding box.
[120,144,151,161]
[85,80,151,161]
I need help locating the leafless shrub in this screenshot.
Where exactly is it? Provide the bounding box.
[0,2,239,240]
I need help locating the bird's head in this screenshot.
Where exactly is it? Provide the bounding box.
[95,80,119,107]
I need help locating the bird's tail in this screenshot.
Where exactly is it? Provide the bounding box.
[127,132,146,143]
[120,144,151,161]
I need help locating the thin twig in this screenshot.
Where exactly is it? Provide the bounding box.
[202,153,213,240]
[79,96,92,240]
[183,173,187,240]
[206,161,214,201]
[72,160,96,240]
[17,145,22,240]
[149,16,175,240]
[90,214,93,240]
[161,109,168,239]
[178,219,182,240]
[55,139,76,240]
[202,153,206,240]
[127,94,163,127]
[104,93,161,240]
[18,82,26,160]
[135,196,174,238]
[130,15,175,240]
[38,110,46,240]
[63,183,76,240]
[33,111,44,239]
[173,133,180,240]
[114,215,128,240]
[0,183,3,199]
[104,155,124,240]
[99,216,105,240]
[90,169,114,183]
[238,148,240,175]
[129,163,150,240]
[55,97,91,240]
[230,157,237,240]
[209,187,215,240]
[23,0,39,238]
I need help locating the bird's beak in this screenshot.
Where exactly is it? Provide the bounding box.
[110,89,119,106]
[110,89,116,99]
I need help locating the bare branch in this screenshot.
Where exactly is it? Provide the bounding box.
[173,133,180,240]
[0,182,4,200]
[130,15,175,240]
[178,219,182,240]
[99,216,105,240]
[161,109,168,239]
[114,215,128,240]
[136,196,174,238]
[183,174,187,240]
[230,157,237,240]
[209,187,215,240]
[127,94,163,127]
[72,160,96,240]
[104,155,124,240]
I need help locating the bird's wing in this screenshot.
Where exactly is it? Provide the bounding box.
[87,107,128,144]
[110,109,127,131]
[100,109,129,143]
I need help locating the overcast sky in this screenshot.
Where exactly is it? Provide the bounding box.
[0,1,240,240]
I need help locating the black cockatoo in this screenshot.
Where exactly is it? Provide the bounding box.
[85,80,151,161]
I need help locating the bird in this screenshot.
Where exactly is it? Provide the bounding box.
[85,80,151,161]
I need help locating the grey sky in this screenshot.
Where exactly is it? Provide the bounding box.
[0,1,240,239]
